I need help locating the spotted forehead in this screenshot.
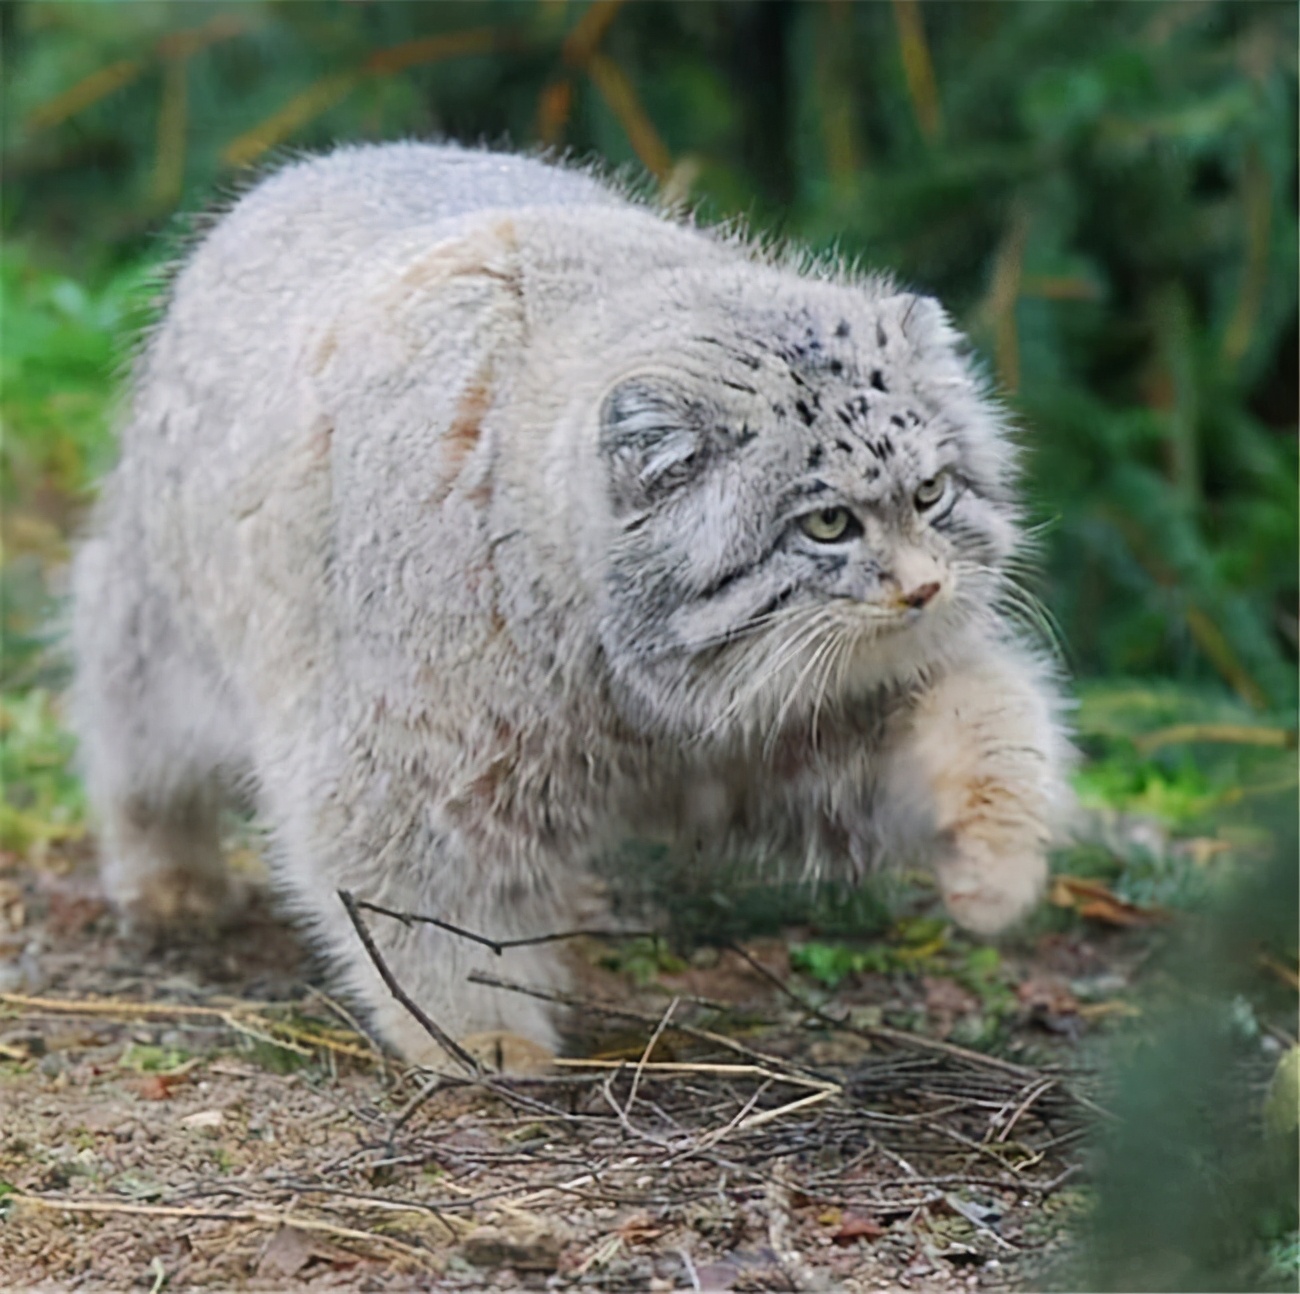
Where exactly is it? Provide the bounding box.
[746,336,948,481]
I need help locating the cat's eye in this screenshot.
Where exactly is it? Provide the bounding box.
[799,507,857,543]
[914,473,950,510]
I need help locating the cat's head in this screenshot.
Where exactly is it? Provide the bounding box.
[588,263,1025,742]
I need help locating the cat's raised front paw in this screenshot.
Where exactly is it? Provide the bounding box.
[936,840,1047,936]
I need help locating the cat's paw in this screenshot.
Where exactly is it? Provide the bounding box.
[113,867,240,939]
[459,1030,557,1076]
[936,839,1047,935]
[395,1025,557,1076]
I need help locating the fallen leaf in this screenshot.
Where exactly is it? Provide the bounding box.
[135,1064,197,1101]
[1265,1045,1300,1138]
[461,1220,565,1271]
[923,976,980,1038]
[832,1212,885,1244]
[257,1225,360,1278]
[1050,876,1170,927]
[1048,877,1076,907]
[615,1213,663,1244]
[179,1109,224,1129]
[1016,974,1080,1024]
[136,1075,173,1102]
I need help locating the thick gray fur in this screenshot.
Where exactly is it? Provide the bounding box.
[72,142,1073,1067]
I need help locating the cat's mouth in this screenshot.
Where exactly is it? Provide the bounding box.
[843,597,946,634]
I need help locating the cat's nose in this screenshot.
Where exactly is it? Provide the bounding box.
[902,581,941,609]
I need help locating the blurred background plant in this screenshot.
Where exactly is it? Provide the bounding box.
[4,0,1296,709]
[1,3,1296,1288]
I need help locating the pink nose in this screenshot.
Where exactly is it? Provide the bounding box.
[902,581,941,609]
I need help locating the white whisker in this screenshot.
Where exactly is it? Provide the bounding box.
[763,629,838,758]
[809,621,856,752]
[953,558,1066,662]
[694,605,837,742]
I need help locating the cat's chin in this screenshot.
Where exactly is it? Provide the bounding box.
[836,616,956,694]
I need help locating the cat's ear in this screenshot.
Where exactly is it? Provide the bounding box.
[600,376,706,514]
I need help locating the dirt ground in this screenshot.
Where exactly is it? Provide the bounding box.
[0,838,1150,1292]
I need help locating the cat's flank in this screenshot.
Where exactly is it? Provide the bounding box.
[73,143,1073,1068]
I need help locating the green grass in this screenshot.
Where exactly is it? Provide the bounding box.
[0,687,84,854]
[1,246,155,507]
[0,249,155,851]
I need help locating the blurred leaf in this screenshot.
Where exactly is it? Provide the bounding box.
[1049,875,1171,928]
[1264,1045,1300,1140]
[0,689,84,855]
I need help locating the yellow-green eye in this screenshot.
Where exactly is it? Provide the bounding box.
[799,507,854,543]
[914,473,949,510]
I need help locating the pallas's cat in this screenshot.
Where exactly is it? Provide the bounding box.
[72,144,1072,1068]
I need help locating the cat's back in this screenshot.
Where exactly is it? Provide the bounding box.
[205,141,625,264]
[153,143,626,385]
[115,145,641,510]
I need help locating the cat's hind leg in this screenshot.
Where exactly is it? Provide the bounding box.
[71,536,246,928]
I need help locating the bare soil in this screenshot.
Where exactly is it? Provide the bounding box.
[0,844,1128,1291]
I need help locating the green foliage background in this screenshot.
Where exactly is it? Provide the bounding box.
[1,4,1296,1288]
[4,0,1297,708]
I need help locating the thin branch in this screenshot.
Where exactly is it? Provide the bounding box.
[9,1194,432,1263]
[553,1058,838,1093]
[724,940,1052,1086]
[1134,723,1296,754]
[994,1077,1058,1144]
[337,889,480,1077]
[352,897,656,956]
[466,969,823,1076]
[625,996,679,1118]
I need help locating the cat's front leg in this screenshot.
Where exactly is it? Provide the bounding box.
[900,644,1074,934]
[263,743,586,1073]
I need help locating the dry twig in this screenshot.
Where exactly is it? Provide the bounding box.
[337,889,480,1076]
